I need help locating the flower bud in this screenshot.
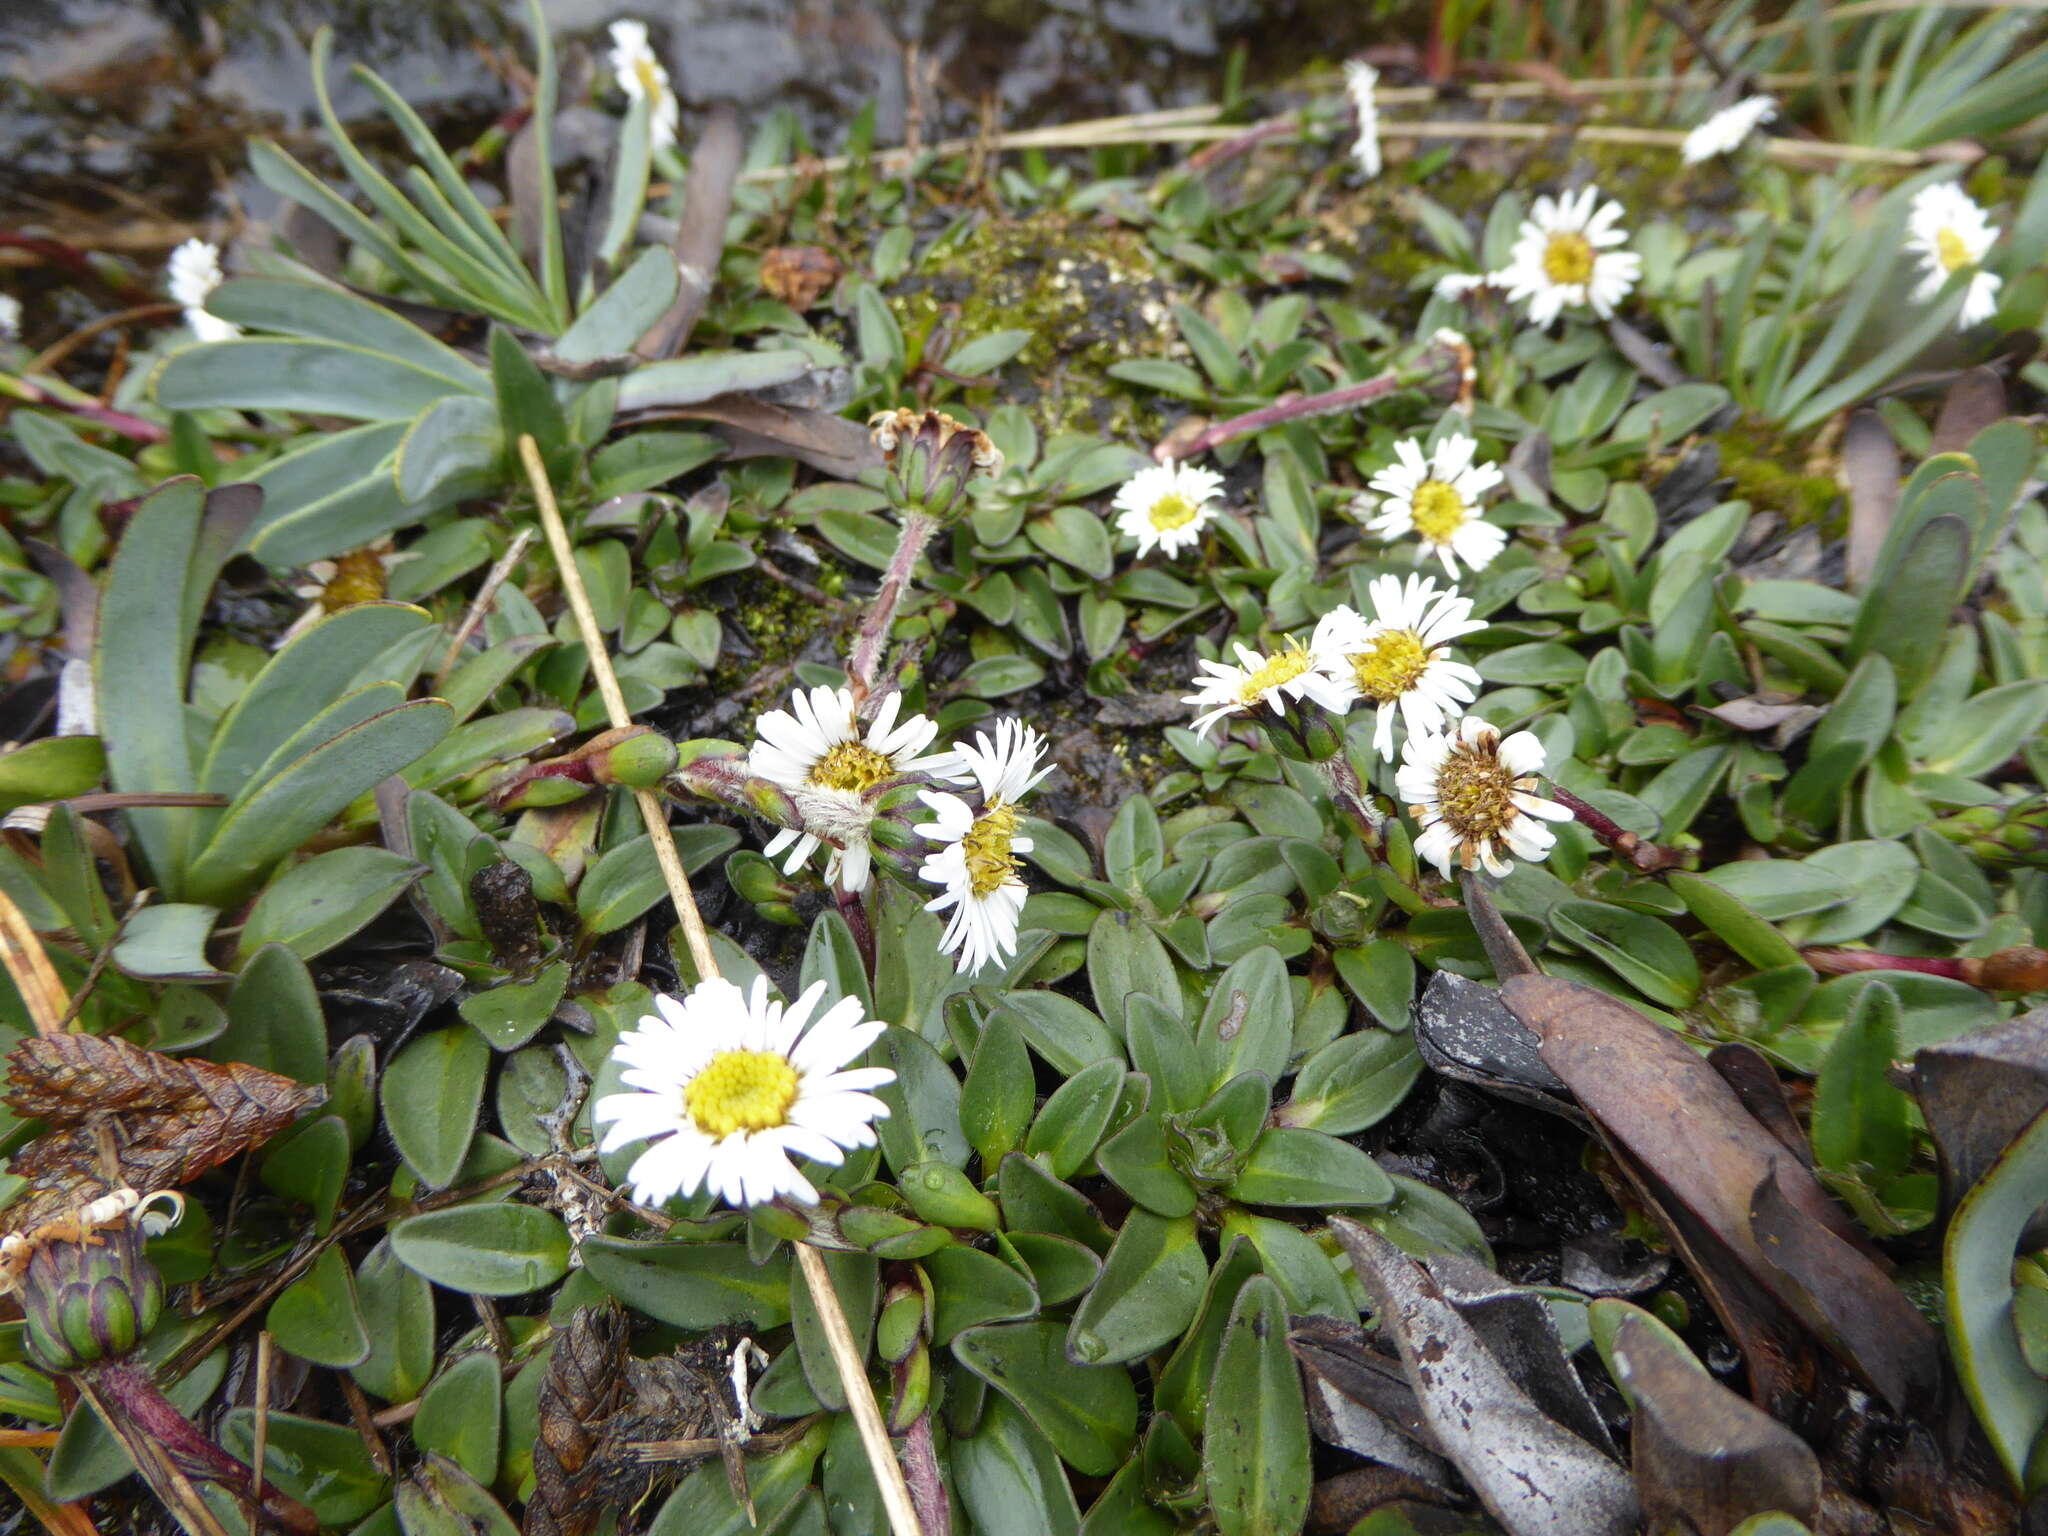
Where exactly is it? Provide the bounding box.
[584,726,679,788]
[1261,709,1343,763]
[887,1341,932,1433]
[868,409,1004,524]
[875,1280,930,1363]
[1937,794,2048,869]
[7,1193,177,1374]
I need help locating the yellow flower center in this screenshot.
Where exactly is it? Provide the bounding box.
[1148,493,1200,531]
[685,1049,799,1139]
[1409,481,1469,544]
[633,57,666,99]
[1434,740,1519,841]
[1236,644,1315,706]
[1350,629,1431,703]
[1542,231,1596,286]
[320,549,388,613]
[808,740,895,793]
[963,800,1021,897]
[1935,227,1974,273]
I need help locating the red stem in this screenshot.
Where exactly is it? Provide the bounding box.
[848,512,937,698]
[1548,785,1684,873]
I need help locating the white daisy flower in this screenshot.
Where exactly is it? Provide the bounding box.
[608,19,680,153]
[594,976,894,1209]
[1398,714,1574,880]
[1310,573,1486,760]
[918,719,1052,976]
[1182,640,1350,740]
[1433,271,1508,301]
[1907,183,2002,329]
[166,239,239,343]
[0,295,20,340]
[1112,462,1226,559]
[1344,60,1382,178]
[1681,95,1777,164]
[749,685,953,893]
[1496,186,1642,326]
[1364,434,1508,578]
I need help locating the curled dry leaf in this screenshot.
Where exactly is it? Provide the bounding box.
[1,1032,323,1237]
[1289,1314,1455,1487]
[1598,1302,1822,1536]
[1331,1217,1640,1536]
[1501,974,1941,1416]
[1914,1007,2048,1225]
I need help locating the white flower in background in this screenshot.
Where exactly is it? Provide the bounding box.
[1497,186,1641,326]
[750,685,952,892]
[595,977,894,1209]
[1681,95,1777,164]
[918,719,1051,976]
[1311,573,1486,760]
[0,295,20,340]
[1399,714,1574,879]
[1908,183,2003,329]
[166,239,239,342]
[1433,271,1506,302]
[1112,462,1225,559]
[1364,434,1507,578]
[1183,640,1349,740]
[1344,60,1382,177]
[609,19,680,152]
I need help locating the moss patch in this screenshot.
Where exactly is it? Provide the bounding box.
[1713,417,1842,531]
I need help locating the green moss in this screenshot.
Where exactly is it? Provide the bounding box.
[711,564,848,694]
[890,211,1180,437]
[1711,417,1842,531]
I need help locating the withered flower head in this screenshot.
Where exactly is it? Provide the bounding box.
[2,1188,183,1373]
[867,409,1004,523]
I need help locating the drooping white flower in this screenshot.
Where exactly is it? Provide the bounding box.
[1112,462,1225,559]
[594,977,894,1209]
[1496,186,1642,326]
[918,719,1052,976]
[1433,271,1507,302]
[1344,60,1382,178]
[1398,714,1574,880]
[1364,434,1507,578]
[609,19,680,153]
[166,239,239,343]
[0,295,20,340]
[1182,640,1350,741]
[1681,95,1777,164]
[1907,182,2002,329]
[1311,573,1486,760]
[750,685,953,893]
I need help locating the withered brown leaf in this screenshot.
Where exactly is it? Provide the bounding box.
[2,1033,323,1238]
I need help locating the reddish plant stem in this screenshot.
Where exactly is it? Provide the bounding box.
[1548,785,1684,873]
[0,373,169,443]
[1803,946,2048,992]
[848,512,937,699]
[1154,340,1465,463]
[836,886,878,983]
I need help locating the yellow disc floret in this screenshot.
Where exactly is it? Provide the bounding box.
[1542,232,1596,286]
[1147,493,1200,531]
[686,1049,800,1138]
[321,548,390,612]
[963,800,1022,897]
[1409,481,1469,543]
[808,740,896,793]
[1350,629,1431,703]
[1236,643,1316,706]
[1935,227,1974,273]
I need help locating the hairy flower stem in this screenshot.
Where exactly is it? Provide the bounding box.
[1548,785,1684,873]
[1317,753,1385,853]
[77,1362,318,1536]
[836,887,878,983]
[848,512,938,700]
[1803,946,2048,993]
[1155,338,1468,463]
[902,1411,952,1536]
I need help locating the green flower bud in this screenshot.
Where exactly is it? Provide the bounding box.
[868,409,1004,524]
[875,1281,929,1363]
[586,726,679,788]
[1936,793,2048,868]
[887,1341,931,1433]
[494,775,592,811]
[11,1197,173,1374]
[1262,709,1342,763]
[897,1161,1001,1232]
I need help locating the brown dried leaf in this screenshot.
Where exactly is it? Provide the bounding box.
[759,246,842,313]
[2,1033,322,1237]
[1602,1305,1822,1536]
[1914,1007,2048,1224]
[1842,409,1900,591]
[637,108,742,360]
[525,1302,632,1536]
[1931,366,2008,456]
